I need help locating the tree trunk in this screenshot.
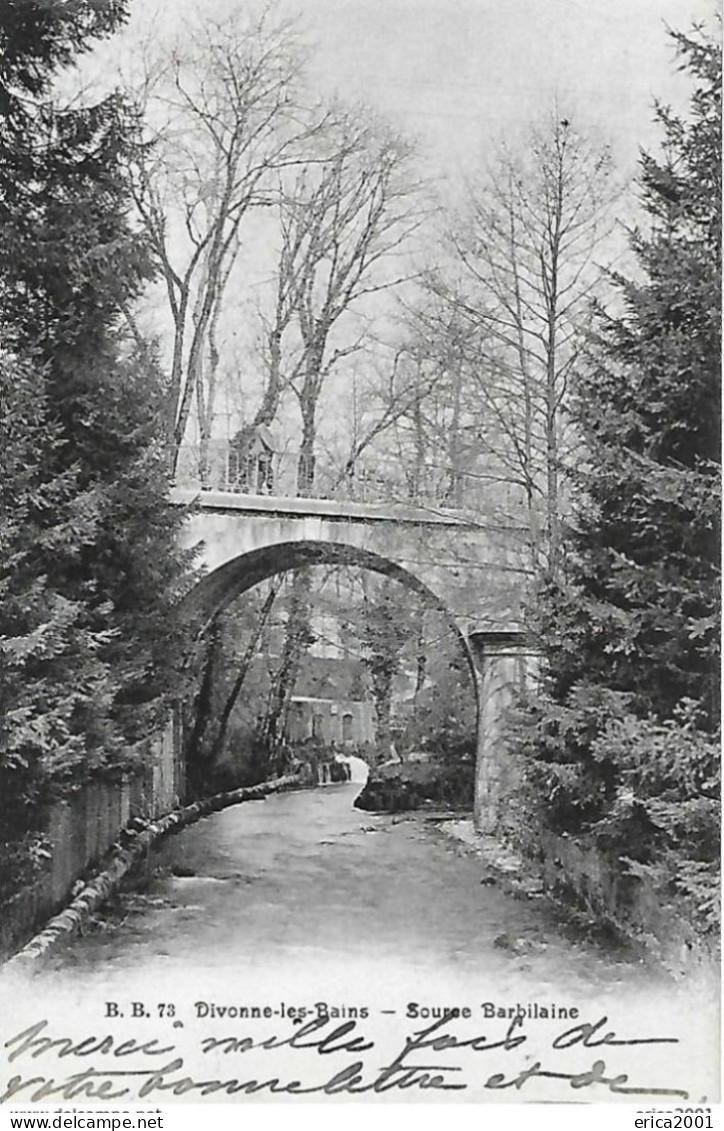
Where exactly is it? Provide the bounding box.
[413,601,427,703]
[412,380,425,500]
[261,571,313,751]
[544,162,564,579]
[207,577,282,768]
[197,285,225,488]
[371,668,395,762]
[184,618,223,794]
[507,184,539,567]
[167,298,189,479]
[296,400,317,497]
[545,335,560,576]
[446,350,464,506]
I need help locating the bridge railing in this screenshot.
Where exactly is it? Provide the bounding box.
[173,442,528,518]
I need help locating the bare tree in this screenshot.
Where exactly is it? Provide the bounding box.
[319,344,440,501]
[246,116,424,741]
[257,568,317,753]
[207,573,283,768]
[263,111,424,496]
[128,6,326,479]
[337,299,491,510]
[334,327,475,505]
[429,114,618,574]
[226,175,330,486]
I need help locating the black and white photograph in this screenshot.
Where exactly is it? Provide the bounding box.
[0,0,720,1110]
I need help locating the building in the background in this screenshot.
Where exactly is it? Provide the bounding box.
[286,696,376,747]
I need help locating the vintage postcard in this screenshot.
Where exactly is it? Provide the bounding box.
[0,0,720,1111]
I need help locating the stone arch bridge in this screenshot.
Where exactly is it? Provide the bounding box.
[172,487,536,831]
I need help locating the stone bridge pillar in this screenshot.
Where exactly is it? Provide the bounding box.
[469,631,538,835]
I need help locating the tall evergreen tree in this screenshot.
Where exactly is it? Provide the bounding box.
[511,29,721,932]
[0,355,115,859]
[0,1,193,893]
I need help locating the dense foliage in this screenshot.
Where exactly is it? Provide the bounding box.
[402,652,477,762]
[0,1,193,898]
[510,30,721,936]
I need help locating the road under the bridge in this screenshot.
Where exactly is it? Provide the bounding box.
[43,784,686,995]
[1,783,717,1105]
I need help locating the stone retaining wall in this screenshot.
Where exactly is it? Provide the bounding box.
[537,831,711,970]
[2,774,302,974]
[0,719,181,962]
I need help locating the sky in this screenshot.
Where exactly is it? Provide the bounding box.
[115,0,719,183]
[83,0,719,451]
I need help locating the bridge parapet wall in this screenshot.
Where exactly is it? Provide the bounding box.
[173,488,530,635]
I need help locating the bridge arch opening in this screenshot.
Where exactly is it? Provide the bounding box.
[182,539,482,797]
[187,539,480,698]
